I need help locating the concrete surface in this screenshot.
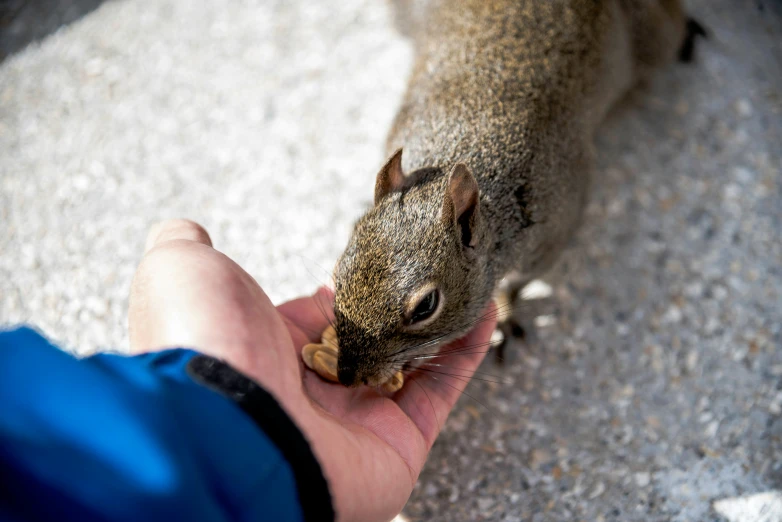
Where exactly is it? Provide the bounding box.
[1,0,780,521]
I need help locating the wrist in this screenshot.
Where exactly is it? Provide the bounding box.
[187,354,336,522]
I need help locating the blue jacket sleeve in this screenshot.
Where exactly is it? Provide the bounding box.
[0,327,333,522]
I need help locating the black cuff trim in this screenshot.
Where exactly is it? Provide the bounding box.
[187,355,335,522]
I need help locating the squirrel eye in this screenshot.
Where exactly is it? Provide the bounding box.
[409,289,440,324]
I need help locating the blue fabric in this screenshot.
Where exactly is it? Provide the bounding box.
[0,326,304,522]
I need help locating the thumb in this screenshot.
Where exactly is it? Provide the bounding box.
[129,219,217,354]
[144,219,213,252]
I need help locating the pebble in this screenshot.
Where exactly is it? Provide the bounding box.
[685,350,699,373]
[529,449,552,470]
[588,482,607,499]
[634,472,651,488]
[477,497,495,512]
[662,305,683,324]
[704,421,720,439]
[735,98,754,117]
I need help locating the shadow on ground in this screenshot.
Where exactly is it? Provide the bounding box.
[1,0,108,62]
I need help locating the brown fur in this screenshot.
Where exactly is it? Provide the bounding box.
[333,0,687,387]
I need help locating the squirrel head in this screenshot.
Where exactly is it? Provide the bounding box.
[333,148,493,387]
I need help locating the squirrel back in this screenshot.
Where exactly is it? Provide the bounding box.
[332,0,687,387]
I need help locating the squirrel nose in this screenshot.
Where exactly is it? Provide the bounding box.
[337,362,360,387]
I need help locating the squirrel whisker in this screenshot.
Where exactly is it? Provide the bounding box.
[413,366,506,385]
[411,371,499,419]
[416,362,508,382]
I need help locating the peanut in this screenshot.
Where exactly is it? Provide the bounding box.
[383,371,405,393]
[301,342,339,382]
[321,324,338,348]
[311,349,339,383]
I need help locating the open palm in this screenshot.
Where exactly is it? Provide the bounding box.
[129,220,495,522]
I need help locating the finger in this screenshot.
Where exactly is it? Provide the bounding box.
[144,219,212,252]
[393,302,497,448]
[276,286,336,345]
[276,287,361,411]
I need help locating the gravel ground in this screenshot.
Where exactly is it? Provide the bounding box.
[1,1,780,521]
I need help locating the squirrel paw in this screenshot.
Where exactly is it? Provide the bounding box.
[491,319,526,364]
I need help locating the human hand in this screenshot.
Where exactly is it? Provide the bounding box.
[129,219,496,522]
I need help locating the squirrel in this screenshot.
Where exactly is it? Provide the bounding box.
[331,0,705,388]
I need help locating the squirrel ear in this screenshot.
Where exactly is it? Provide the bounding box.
[374,148,406,205]
[443,163,480,248]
